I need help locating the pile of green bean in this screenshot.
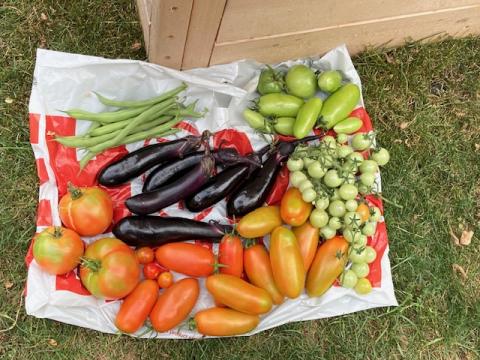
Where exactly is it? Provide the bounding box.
[55,83,204,169]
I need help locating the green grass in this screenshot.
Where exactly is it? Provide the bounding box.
[1,1,479,359]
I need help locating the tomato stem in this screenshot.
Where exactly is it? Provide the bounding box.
[52,226,63,238]
[80,257,101,272]
[374,193,403,209]
[67,182,83,200]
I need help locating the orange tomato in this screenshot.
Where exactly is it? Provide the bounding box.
[135,247,154,264]
[306,235,349,297]
[155,243,215,277]
[218,234,243,277]
[356,203,370,222]
[237,206,282,238]
[59,183,113,236]
[244,244,284,305]
[206,274,272,315]
[157,271,173,289]
[270,226,305,299]
[150,278,199,332]
[194,308,259,336]
[280,187,313,226]
[292,221,319,271]
[115,280,158,334]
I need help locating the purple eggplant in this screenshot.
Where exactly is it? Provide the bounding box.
[142,148,260,192]
[113,216,232,247]
[185,146,270,212]
[227,136,320,217]
[126,145,216,215]
[98,132,209,187]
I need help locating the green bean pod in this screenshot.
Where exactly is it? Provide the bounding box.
[64,105,151,123]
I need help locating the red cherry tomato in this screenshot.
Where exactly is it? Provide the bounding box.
[135,247,154,265]
[143,262,164,280]
[157,271,174,289]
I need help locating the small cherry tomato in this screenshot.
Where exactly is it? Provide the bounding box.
[356,203,370,222]
[135,247,154,265]
[280,187,313,226]
[143,262,163,280]
[157,271,174,289]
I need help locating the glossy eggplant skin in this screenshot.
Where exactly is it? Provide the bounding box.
[113,216,232,247]
[142,148,257,193]
[98,136,202,187]
[126,152,216,215]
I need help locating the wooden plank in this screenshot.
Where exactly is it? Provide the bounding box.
[135,0,153,53]
[210,6,480,65]
[182,0,227,69]
[217,0,480,43]
[148,0,194,69]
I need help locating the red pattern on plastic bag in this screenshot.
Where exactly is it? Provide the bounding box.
[36,200,52,227]
[213,129,253,156]
[56,270,90,295]
[29,113,40,144]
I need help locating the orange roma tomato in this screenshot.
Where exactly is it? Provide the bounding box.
[135,247,154,264]
[157,271,174,289]
[115,280,158,334]
[150,278,199,332]
[280,187,313,226]
[244,244,283,305]
[206,274,272,315]
[270,226,305,299]
[80,238,140,300]
[155,243,215,277]
[237,206,282,238]
[59,183,113,236]
[356,203,370,222]
[292,221,319,271]
[194,308,259,336]
[306,235,349,297]
[218,234,243,277]
[33,226,84,275]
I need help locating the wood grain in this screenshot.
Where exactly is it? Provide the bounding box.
[136,0,153,52]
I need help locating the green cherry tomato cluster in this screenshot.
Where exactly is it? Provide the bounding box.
[243,65,361,138]
[286,131,390,295]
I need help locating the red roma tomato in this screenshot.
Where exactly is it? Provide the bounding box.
[270,226,305,299]
[206,274,272,315]
[237,206,282,238]
[33,226,84,275]
[218,234,243,277]
[80,238,140,300]
[292,221,319,271]
[194,308,259,336]
[155,243,215,277]
[280,187,313,226]
[356,203,370,222]
[135,247,154,264]
[115,280,158,334]
[143,262,163,280]
[157,271,174,289]
[306,236,349,297]
[150,278,199,332]
[244,244,284,305]
[59,183,113,236]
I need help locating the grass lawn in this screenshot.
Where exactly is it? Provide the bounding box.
[1,1,479,359]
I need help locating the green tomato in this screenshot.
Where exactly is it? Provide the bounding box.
[302,188,317,203]
[315,197,329,210]
[342,161,358,175]
[336,133,348,144]
[359,160,379,174]
[343,172,356,185]
[345,199,358,212]
[317,70,342,93]
[307,161,327,179]
[321,154,335,168]
[337,144,353,158]
[320,84,360,129]
[364,246,377,263]
[354,278,372,295]
[351,133,372,151]
[273,117,296,136]
[338,183,358,200]
[333,116,363,134]
[243,109,270,132]
[343,228,361,243]
[299,179,313,192]
[370,207,382,222]
[303,157,315,167]
[362,221,377,236]
[357,183,371,195]
[328,216,342,230]
[258,93,304,117]
[352,263,370,279]
[324,170,342,188]
[287,158,304,172]
[320,226,337,240]
[257,67,284,95]
[349,247,367,263]
[360,172,376,187]
[371,147,390,166]
[328,200,346,218]
[293,97,323,139]
[289,171,307,187]
[330,188,341,201]
[310,209,329,228]
[353,234,368,247]
[321,135,337,149]
[347,152,364,165]
[285,65,317,98]
[340,270,358,289]
[344,211,362,229]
